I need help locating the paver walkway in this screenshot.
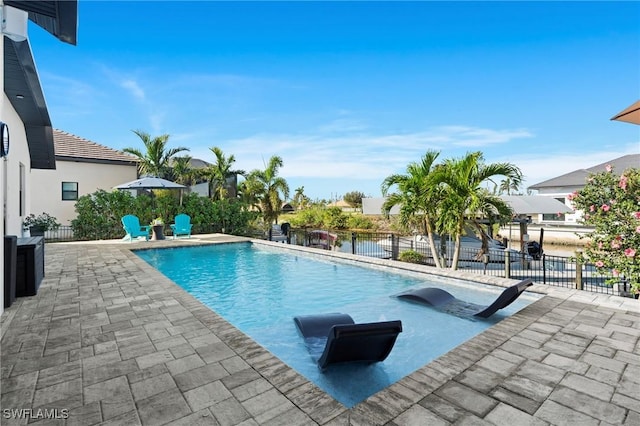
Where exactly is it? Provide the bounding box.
[1,236,638,425]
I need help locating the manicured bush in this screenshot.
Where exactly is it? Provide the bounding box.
[398,250,424,264]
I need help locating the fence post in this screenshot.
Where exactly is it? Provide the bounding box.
[391,234,399,260]
[351,232,356,255]
[542,254,547,284]
[504,249,511,279]
[575,249,583,290]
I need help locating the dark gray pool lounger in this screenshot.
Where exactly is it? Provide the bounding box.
[293,313,402,370]
[396,278,534,318]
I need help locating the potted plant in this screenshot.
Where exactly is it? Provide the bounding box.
[22,212,61,237]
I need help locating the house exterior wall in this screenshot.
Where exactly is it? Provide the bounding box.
[31,160,138,226]
[2,88,34,313]
[1,36,4,313]
[191,182,209,197]
[2,95,32,235]
[532,185,583,224]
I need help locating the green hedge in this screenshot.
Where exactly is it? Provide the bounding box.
[71,190,258,240]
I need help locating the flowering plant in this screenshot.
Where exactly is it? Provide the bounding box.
[571,165,640,295]
[22,212,61,231]
[151,217,164,226]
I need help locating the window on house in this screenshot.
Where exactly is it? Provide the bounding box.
[543,197,566,221]
[62,182,78,200]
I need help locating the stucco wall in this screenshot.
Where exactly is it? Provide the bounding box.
[31,160,138,226]
[2,96,32,236]
[2,91,34,313]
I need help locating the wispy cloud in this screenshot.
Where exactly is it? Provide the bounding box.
[438,126,534,147]
[121,79,146,101]
[217,124,535,181]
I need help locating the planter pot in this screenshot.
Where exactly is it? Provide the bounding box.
[29,226,45,237]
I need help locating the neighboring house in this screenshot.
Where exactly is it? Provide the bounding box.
[1,1,78,313]
[281,202,294,213]
[327,199,358,212]
[185,158,240,199]
[362,198,401,216]
[528,154,640,224]
[31,129,138,226]
[183,157,210,197]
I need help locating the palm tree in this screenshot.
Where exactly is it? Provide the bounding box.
[170,155,195,206]
[498,176,520,195]
[381,150,444,268]
[171,156,196,187]
[245,156,290,229]
[292,186,309,210]
[123,130,189,179]
[433,151,520,270]
[202,147,245,201]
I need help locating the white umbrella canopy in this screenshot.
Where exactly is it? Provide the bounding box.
[114,176,186,190]
[611,100,640,125]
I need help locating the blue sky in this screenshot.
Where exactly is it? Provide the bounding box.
[32,1,639,200]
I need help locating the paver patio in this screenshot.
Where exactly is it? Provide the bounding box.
[1,235,638,425]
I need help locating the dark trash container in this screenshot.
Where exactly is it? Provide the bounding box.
[16,236,44,297]
[4,235,17,308]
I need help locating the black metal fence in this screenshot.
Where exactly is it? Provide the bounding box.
[280,229,618,296]
[42,225,621,297]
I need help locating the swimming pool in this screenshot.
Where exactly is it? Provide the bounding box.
[136,242,540,407]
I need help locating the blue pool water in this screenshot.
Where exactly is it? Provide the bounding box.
[136,243,539,407]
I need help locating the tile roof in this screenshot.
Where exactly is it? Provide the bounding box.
[53,129,137,164]
[529,153,639,189]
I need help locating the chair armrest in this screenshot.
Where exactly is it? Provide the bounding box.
[140,225,151,232]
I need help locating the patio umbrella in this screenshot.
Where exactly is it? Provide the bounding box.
[114,176,187,211]
[611,100,640,125]
[114,176,186,190]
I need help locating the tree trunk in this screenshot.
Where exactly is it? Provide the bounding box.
[424,216,442,268]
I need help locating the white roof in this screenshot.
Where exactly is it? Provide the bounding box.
[500,195,573,215]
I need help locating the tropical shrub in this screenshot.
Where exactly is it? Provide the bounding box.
[346,214,375,230]
[570,166,640,295]
[288,208,325,228]
[324,207,347,229]
[71,190,142,240]
[399,250,424,264]
[72,190,257,240]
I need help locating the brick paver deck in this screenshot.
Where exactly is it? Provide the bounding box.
[1,235,638,425]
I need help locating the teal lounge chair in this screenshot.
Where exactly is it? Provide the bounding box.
[121,215,150,242]
[170,214,192,239]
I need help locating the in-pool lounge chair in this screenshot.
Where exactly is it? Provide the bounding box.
[121,215,150,242]
[294,313,402,370]
[170,214,192,239]
[396,279,533,318]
